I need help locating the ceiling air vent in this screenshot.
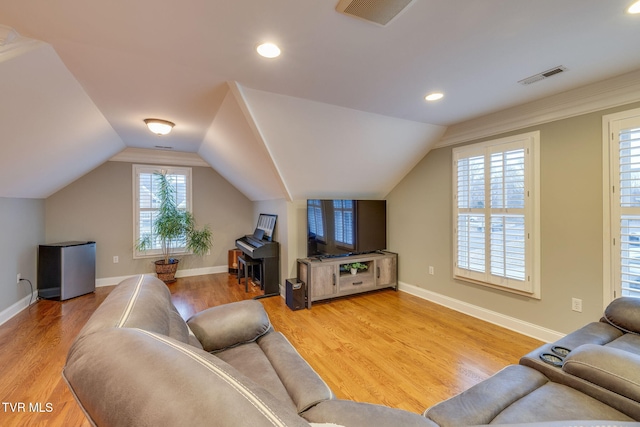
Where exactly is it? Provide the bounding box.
[336,0,416,26]
[518,66,568,85]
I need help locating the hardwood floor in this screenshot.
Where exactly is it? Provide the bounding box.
[0,273,543,426]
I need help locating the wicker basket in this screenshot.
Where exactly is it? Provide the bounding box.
[155,259,179,284]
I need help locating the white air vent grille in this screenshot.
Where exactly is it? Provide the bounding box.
[336,0,416,26]
[518,66,568,85]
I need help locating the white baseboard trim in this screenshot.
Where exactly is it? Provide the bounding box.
[0,291,38,326]
[176,265,228,278]
[3,273,560,344]
[1,266,229,326]
[398,281,565,343]
[95,265,228,287]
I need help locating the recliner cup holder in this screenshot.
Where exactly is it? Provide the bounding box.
[551,346,571,357]
[540,353,563,367]
[539,346,571,367]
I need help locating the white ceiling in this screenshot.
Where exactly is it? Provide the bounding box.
[1,1,640,200]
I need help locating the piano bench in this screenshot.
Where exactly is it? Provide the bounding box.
[238,255,262,292]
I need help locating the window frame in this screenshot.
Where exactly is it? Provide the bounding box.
[603,107,640,306]
[452,131,541,298]
[133,164,193,259]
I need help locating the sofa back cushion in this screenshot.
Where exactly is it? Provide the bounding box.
[63,327,310,427]
[604,297,640,334]
[76,275,195,347]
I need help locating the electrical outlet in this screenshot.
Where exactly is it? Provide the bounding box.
[429,266,434,275]
[571,298,583,313]
[113,256,119,264]
[17,273,21,284]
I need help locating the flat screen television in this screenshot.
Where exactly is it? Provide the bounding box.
[307,199,386,258]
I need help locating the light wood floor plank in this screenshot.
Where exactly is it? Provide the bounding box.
[0,273,542,425]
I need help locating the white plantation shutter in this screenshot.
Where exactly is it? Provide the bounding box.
[456,154,485,276]
[308,199,325,240]
[453,132,539,297]
[334,199,355,247]
[610,112,640,298]
[134,165,192,258]
[489,148,526,283]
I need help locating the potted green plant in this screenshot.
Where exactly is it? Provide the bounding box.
[136,172,213,283]
[344,262,368,275]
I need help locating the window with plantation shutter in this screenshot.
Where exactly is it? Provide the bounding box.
[133,165,192,258]
[308,199,325,241]
[453,131,540,298]
[333,199,355,248]
[606,108,640,300]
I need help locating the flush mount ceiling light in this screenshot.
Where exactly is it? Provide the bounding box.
[628,0,640,14]
[256,42,281,58]
[425,92,444,102]
[144,118,175,135]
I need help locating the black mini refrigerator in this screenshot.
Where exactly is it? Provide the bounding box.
[38,241,96,300]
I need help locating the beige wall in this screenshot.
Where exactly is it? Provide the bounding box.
[387,101,640,334]
[251,199,307,288]
[15,101,640,336]
[45,161,254,279]
[0,198,45,313]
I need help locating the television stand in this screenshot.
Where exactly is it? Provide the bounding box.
[296,251,397,308]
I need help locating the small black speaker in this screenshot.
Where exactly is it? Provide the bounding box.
[286,279,306,311]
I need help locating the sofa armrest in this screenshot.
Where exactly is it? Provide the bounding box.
[187,300,272,352]
[563,344,640,402]
[424,365,549,427]
[302,399,437,427]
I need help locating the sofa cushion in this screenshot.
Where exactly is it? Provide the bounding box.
[606,333,640,356]
[604,297,640,334]
[76,275,192,345]
[563,344,640,403]
[302,400,436,427]
[216,342,298,413]
[424,365,549,427]
[553,321,624,349]
[491,382,634,424]
[187,299,272,352]
[63,327,310,427]
[258,332,335,413]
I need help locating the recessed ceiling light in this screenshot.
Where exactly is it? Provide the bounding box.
[425,92,444,102]
[628,0,640,13]
[256,42,281,58]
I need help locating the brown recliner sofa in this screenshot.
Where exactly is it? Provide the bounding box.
[424,297,640,426]
[63,275,640,426]
[62,275,431,427]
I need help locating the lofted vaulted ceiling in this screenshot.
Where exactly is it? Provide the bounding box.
[1,1,640,200]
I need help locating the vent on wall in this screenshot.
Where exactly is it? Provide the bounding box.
[518,66,568,85]
[336,0,416,26]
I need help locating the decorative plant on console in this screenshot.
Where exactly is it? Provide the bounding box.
[136,172,213,284]
[344,262,368,275]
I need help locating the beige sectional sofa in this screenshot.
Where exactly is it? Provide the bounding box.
[63,275,640,426]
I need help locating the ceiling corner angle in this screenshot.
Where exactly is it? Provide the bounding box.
[227,81,293,201]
